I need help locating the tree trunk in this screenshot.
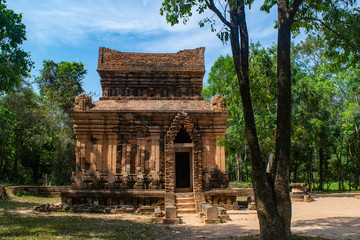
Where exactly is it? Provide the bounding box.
[356,124,360,188]
[236,154,240,182]
[274,1,296,237]
[335,149,343,191]
[0,148,3,181]
[244,146,248,181]
[346,146,350,191]
[228,2,288,239]
[319,147,324,190]
[307,147,313,192]
[293,155,298,183]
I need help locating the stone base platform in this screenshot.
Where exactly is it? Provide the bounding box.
[61,189,165,208]
[290,193,314,202]
[60,189,240,212]
[203,189,239,210]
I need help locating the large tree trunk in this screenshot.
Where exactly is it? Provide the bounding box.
[274,4,292,237]
[319,147,324,190]
[293,154,298,183]
[244,145,249,181]
[356,124,360,188]
[228,2,286,239]
[307,147,313,192]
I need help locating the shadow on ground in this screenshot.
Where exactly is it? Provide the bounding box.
[292,217,360,240]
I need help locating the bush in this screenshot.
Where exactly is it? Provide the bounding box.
[229,181,253,188]
[16,190,30,197]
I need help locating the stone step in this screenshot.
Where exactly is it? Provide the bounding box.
[175,193,194,198]
[177,208,197,214]
[175,197,194,203]
[175,193,196,214]
[176,203,195,209]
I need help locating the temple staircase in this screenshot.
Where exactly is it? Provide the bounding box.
[175,192,196,214]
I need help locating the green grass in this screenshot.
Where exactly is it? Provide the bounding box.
[229,181,253,188]
[311,182,360,193]
[0,195,172,240]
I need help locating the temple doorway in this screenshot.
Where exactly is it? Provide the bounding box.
[174,126,193,192]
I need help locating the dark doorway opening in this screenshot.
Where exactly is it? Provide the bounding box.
[175,152,190,188]
[174,126,192,143]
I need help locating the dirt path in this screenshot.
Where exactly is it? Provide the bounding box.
[166,193,360,239]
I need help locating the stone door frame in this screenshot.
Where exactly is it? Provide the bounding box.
[174,144,193,192]
[165,112,202,193]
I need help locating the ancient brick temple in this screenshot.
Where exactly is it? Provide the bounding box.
[61,47,237,211]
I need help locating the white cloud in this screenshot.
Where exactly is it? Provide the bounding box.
[9,0,204,46]
[8,0,277,49]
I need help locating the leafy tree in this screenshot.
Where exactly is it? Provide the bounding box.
[36,60,87,185]
[203,43,277,182]
[36,60,86,115]
[1,84,56,184]
[0,105,16,180]
[0,0,33,93]
[161,1,359,239]
[0,59,87,185]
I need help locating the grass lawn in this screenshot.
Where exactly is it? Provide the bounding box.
[0,194,172,240]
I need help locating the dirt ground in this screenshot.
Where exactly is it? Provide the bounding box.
[13,193,360,239]
[163,193,360,240]
[78,192,360,239]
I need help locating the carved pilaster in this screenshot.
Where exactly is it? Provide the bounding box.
[215,136,226,172]
[76,134,87,172]
[137,138,146,173]
[150,135,160,172]
[202,136,212,172]
[92,134,103,171]
[107,134,117,174]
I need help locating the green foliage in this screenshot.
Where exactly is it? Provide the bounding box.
[292,1,360,69]
[0,60,86,185]
[202,43,277,181]
[36,60,86,115]
[160,0,233,43]
[229,181,252,188]
[204,34,360,191]
[0,0,33,93]
[0,85,58,184]
[15,190,30,197]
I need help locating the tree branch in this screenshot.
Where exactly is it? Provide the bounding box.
[288,0,303,20]
[294,17,358,52]
[205,0,231,28]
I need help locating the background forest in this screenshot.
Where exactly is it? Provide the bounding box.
[0,0,359,192]
[203,36,360,191]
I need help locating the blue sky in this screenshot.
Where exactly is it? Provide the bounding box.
[8,0,278,101]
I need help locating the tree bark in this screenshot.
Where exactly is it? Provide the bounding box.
[228,2,286,239]
[244,145,248,181]
[273,0,301,237]
[206,0,302,238]
[307,147,313,192]
[319,147,324,190]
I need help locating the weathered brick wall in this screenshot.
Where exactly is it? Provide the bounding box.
[98,47,205,100]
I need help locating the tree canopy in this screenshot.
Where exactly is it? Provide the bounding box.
[0,0,33,93]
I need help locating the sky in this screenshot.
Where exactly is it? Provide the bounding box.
[7,0,278,101]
